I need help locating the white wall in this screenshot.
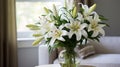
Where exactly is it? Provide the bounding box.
[17,39,39,67]
[18,47,38,67]
[95,0,120,36]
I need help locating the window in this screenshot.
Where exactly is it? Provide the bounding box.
[16,0,62,38]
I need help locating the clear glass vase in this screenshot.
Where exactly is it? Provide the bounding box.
[58,49,80,67]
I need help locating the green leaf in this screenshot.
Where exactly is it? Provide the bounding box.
[99,15,108,21]
[61,19,68,24]
[88,31,93,36]
[105,23,110,27]
[99,22,110,27]
[79,7,84,14]
[32,37,43,46]
[95,38,100,42]
[56,41,65,47]
[48,45,52,53]
[53,15,57,20]
[84,20,90,24]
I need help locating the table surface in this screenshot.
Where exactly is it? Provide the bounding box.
[35,64,120,67]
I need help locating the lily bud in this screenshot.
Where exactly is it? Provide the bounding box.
[89,4,96,13]
[64,0,67,8]
[26,24,40,30]
[53,4,58,17]
[32,37,43,46]
[72,6,77,18]
[44,7,49,14]
[33,33,42,37]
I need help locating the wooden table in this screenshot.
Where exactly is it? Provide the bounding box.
[35,63,120,67]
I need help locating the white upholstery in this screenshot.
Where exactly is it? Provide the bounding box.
[89,37,120,53]
[81,54,120,64]
[54,54,120,64]
[38,45,49,65]
[38,36,120,65]
[100,37,120,53]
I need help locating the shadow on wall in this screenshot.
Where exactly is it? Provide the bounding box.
[95,0,120,36]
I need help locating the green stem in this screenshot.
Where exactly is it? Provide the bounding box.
[63,49,76,67]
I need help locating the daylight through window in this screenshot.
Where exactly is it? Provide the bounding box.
[16,0,61,38]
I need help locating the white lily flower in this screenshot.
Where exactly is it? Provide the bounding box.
[82,4,96,19]
[65,20,87,41]
[49,25,67,46]
[45,13,54,21]
[60,9,69,22]
[42,22,54,32]
[26,0,108,48]
[76,13,84,22]
[82,4,90,18]
[39,16,56,39]
[39,16,55,32]
[43,22,56,39]
[88,12,106,37]
[61,8,73,22]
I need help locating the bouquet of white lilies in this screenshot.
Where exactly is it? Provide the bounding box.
[26,1,108,51]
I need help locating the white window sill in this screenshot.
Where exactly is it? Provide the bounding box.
[17,38,38,48]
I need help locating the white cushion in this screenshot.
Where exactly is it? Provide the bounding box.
[89,37,120,54]
[54,54,120,64]
[38,45,49,65]
[99,37,120,53]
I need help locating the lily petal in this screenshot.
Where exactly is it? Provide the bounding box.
[88,24,92,31]
[65,23,70,29]
[82,30,88,38]
[59,25,64,30]
[99,28,105,36]
[77,13,83,21]
[92,31,99,37]
[49,38,56,46]
[62,30,68,35]
[58,37,65,41]
[99,24,106,28]
[68,31,74,38]
[94,12,101,22]
[76,32,82,41]
[81,23,87,30]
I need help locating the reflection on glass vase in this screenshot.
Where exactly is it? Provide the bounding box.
[58,49,80,67]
